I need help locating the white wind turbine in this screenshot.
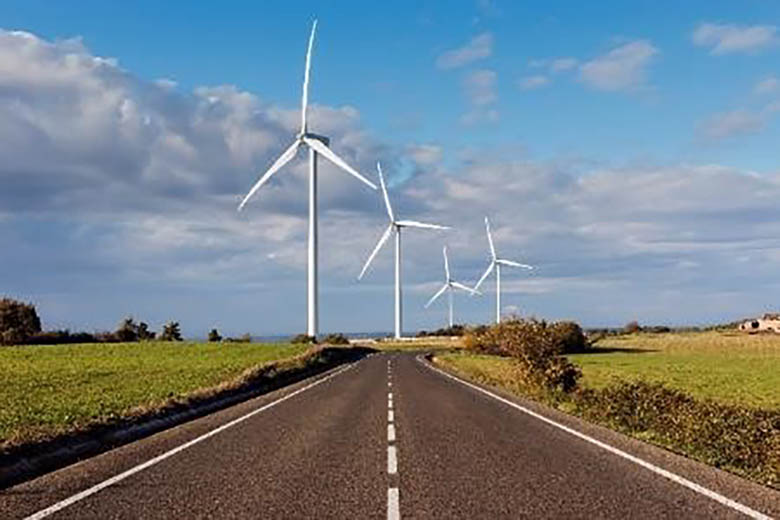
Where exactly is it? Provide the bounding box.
[237,20,377,337]
[474,217,534,324]
[425,246,480,328]
[358,163,450,339]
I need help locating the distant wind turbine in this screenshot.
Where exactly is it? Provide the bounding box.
[425,246,480,328]
[358,163,450,339]
[237,20,377,337]
[474,217,533,324]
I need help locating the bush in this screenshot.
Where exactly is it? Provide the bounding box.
[159,321,183,341]
[417,324,466,337]
[223,333,251,343]
[464,319,581,393]
[549,321,589,353]
[624,320,642,334]
[25,330,98,345]
[208,329,222,342]
[573,381,780,486]
[291,334,317,344]
[321,333,350,345]
[0,298,42,345]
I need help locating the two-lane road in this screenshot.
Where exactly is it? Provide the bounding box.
[2,352,777,519]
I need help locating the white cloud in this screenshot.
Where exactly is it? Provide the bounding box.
[579,40,659,91]
[698,109,765,140]
[550,57,578,73]
[693,22,778,55]
[436,32,493,69]
[463,69,497,106]
[518,75,550,90]
[460,69,498,125]
[754,77,779,95]
[406,144,443,166]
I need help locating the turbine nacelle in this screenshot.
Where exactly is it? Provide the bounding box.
[357,162,449,280]
[237,21,376,213]
[425,246,480,309]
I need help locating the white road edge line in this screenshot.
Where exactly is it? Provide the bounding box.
[420,358,771,520]
[24,362,357,520]
[387,446,398,474]
[387,487,400,520]
[388,424,396,442]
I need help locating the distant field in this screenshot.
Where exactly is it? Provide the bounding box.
[577,331,780,408]
[0,342,308,448]
[370,336,463,351]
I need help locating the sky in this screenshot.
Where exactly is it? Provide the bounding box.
[0,0,779,337]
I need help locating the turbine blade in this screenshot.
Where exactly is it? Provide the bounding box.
[425,283,449,308]
[377,162,395,222]
[238,140,300,210]
[473,261,495,292]
[452,281,480,295]
[395,220,450,230]
[443,246,450,280]
[358,224,394,280]
[301,20,317,134]
[485,216,496,260]
[497,259,534,269]
[303,136,377,190]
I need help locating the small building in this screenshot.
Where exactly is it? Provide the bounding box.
[738,313,780,333]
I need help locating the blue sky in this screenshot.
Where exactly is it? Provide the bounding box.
[0,1,779,336]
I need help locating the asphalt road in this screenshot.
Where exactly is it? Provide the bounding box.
[1,352,778,519]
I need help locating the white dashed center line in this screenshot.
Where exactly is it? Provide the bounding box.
[386,358,400,520]
[387,446,398,474]
[387,488,400,520]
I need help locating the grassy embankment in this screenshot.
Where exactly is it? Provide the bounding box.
[437,331,780,487]
[0,341,311,449]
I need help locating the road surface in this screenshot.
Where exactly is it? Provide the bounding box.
[1,352,777,519]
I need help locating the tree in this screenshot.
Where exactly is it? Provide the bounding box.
[137,322,156,341]
[115,317,139,342]
[208,328,222,342]
[160,321,183,341]
[0,298,42,345]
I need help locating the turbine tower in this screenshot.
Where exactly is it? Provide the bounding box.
[238,20,377,338]
[474,217,533,324]
[358,163,449,339]
[425,247,480,328]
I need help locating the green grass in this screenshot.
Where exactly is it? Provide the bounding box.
[0,341,308,447]
[574,331,780,409]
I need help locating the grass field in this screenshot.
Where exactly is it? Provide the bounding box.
[0,341,309,448]
[577,331,780,409]
[438,331,780,409]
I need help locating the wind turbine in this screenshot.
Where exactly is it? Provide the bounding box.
[358,163,449,339]
[237,20,377,338]
[474,217,533,324]
[425,247,480,328]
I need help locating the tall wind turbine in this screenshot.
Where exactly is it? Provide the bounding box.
[358,163,449,339]
[474,217,533,324]
[425,247,480,328]
[237,20,377,337]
